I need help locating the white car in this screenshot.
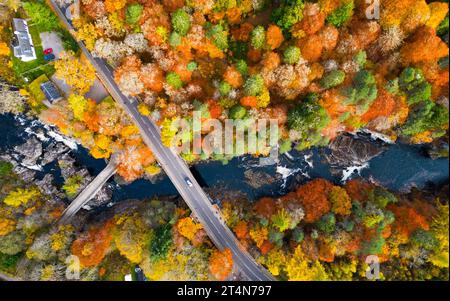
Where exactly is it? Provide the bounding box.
[185,178,193,187]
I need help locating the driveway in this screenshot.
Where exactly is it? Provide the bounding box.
[40,31,64,59]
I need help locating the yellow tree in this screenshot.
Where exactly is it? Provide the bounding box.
[176,217,203,241]
[285,246,329,281]
[68,94,88,121]
[3,187,40,207]
[55,51,96,95]
[0,42,10,56]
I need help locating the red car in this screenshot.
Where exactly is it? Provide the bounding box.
[43,48,53,55]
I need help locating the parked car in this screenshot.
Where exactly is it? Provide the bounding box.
[43,48,53,55]
[44,53,55,62]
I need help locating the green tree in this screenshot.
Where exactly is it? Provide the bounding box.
[283,46,301,64]
[229,105,247,119]
[398,67,432,105]
[326,0,354,28]
[343,70,378,114]
[316,213,336,234]
[320,70,346,89]
[62,174,84,198]
[271,209,291,232]
[171,9,191,36]
[244,74,265,96]
[206,24,229,51]
[251,26,266,50]
[401,99,449,137]
[0,231,26,255]
[271,0,305,31]
[150,224,173,261]
[126,4,144,25]
[166,72,183,89]
[287,97,330,150]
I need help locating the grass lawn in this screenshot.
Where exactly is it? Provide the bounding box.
[10,23,55,83]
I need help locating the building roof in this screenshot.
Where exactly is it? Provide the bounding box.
[12,18,27,32]
[11,18,37,62]
[40,81,63,104]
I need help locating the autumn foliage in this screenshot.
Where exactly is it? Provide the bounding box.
[209,248,233,280]
[71,221,113,267]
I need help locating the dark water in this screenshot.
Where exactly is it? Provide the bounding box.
[0,114,448,203]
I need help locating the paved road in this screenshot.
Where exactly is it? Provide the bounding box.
[50,0,275,281]
[59,159,118,224]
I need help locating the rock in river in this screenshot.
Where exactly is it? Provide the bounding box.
[326,134,386,167]
[13,137,43,167]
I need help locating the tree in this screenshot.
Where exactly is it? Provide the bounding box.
[0,42,10,56]
[113,215,149,264]
[251,25,266,50]
[209,248,233,280]
[326,0,354,28]
[176,217,203,241]
[271,209,291,232]
[285,245,328,280]
[0,218,16,236]
[288,97,330,150]
[283,46,301,64]
[296,179,333,223]
[271,0,305,31]
[62,174,84,198]
[54,51,96,95]
[0,231,26,255]
[329,186,351,216]
[266,24,284,50]
[68,94,88,121]
[401,99,448,138]
[320,70,345,89]
[343,70,378,115]
[3,187,40,207]
[150,224,173,261]
[71,222,113,267]
[400,26,448,66]
[316,212,336,233]
[244,74,265,96]
[171,9,191,36]
[126,4,144,25]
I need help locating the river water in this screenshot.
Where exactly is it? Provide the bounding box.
[0,114,448,203]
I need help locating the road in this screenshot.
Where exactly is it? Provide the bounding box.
[49,0,275,281]
[59,159,118,224]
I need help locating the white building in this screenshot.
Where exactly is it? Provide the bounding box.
[11,18,37,62]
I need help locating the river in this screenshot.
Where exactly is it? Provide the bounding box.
[0,114,448,204]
